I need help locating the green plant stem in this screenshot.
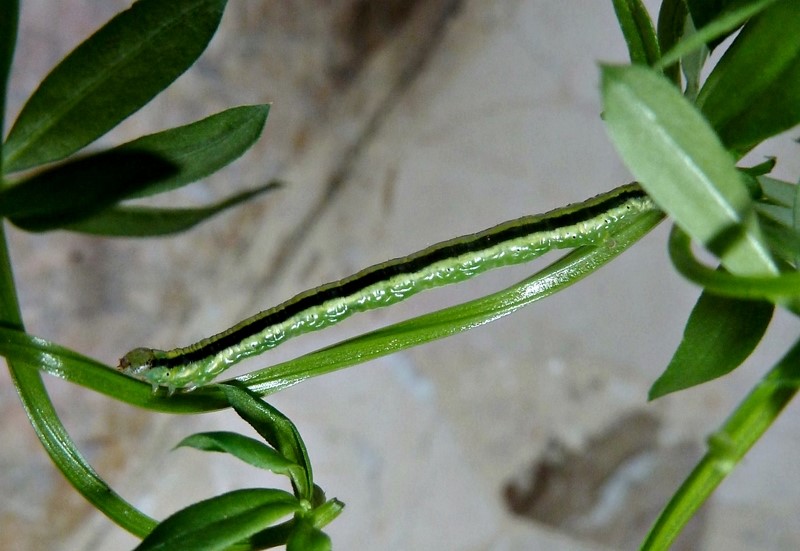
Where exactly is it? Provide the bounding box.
[0,224,156,537]
[1,210,664,411]
[641,336,800,550]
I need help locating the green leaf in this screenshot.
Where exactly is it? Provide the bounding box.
[649,291,773,399]
[658,0,778,69]
[739,157,775,179]
[63,182,280,237]
[611,0,660,65]
[0,150,177,231]
[696,0,800,154]
[134,488,301,551]
[759,176,798,207]
[176,431,307,481]
[759,217,800,268]
[656,0,688,84]
[0,0,19,172]
[676,16,709,101]
[751,177,799,267]
[309,497,345,529]
[2,0,227,172]
[220,385,315,501]
[119,105,270,198]
[286,519,331,551]
[601,64,777,276]
[685,0,774,50]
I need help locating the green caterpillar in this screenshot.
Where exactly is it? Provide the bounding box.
[119,184,656,391]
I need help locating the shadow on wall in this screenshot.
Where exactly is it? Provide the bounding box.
[503,410,708,550]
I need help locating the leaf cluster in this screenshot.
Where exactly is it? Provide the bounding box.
[0,0,278,237]
[607,1,800,548]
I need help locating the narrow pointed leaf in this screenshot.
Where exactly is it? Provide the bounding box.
[602,64,777,276]
[759,217,800,268]
[649,291,773,399]
[63,182,280,237]
[0,150,177,231]
[656,0,688,84]
[221,385,314,501]
[176,431,305,479]
[310,497,345,529]
[3,0,227,172]
[119,105,270,198]
[696,0,800,154]
[739,158,775,179]
[134,489,300,551]
[612,0,660,65]
[658,0,777,69]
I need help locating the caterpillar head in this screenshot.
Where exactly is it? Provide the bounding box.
[118,347,161,375]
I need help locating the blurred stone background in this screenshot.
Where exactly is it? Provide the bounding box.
[2,1,799,549]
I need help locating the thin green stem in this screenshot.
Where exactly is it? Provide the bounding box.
[0,223,156,537]
[640,337,800,550]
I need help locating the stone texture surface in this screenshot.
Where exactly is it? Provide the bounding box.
[2,1,800,550]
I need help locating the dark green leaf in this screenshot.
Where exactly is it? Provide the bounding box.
[247,520,297,549]
[120,105,270,198]
[739,158,776,179]
[602,64,777,276]
[176,431,306,480]
[760,217,800,268]
[3,0,227,172]
[134,488,300,551]
[756,177,800,267]
[63,182,280,237]
[286,520,331,551]
[686,0,727,31]
[656,0,688,84]
[660,0,778,69]
[685,0,776,51]
[0,150,177,231]
[220,385,314,501]
[0,0,19,173]
[756,203,793,227]
[649,291,773,399]
[696,0,800,154]
[611,0,660,65]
